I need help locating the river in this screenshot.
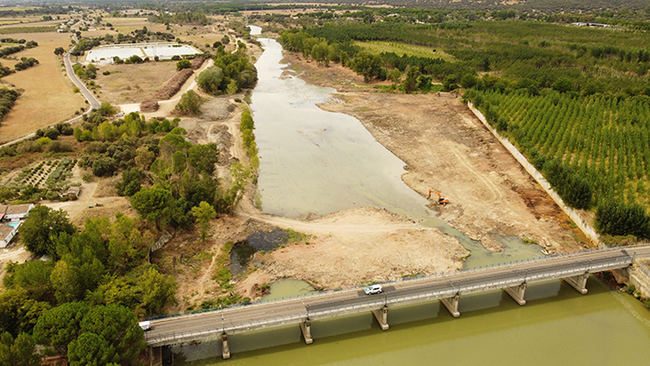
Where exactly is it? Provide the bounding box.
[173,26,650,364]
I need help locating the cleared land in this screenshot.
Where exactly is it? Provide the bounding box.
[286,55,586,253]
[354,40,455,61]
[94,61,178,105]
[0,31,85,144]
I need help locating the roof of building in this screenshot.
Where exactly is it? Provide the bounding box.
[0,223,16,239]
[65,187,82,195]
[4,203,33,216]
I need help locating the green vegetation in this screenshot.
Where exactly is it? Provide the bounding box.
[0,88,19,122]
[149,11,209,25]
[240,109,259,170]
[176,90,203,115]
[1,209,171,362]
[198,46,257,95]
[0,26,55,34]
[192,201,217,241]
[14,57,39,71]
[354,41,454,61]
[280,15,650,239]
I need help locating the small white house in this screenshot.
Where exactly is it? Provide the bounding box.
[3,204,34,222]
[0,223,17,248]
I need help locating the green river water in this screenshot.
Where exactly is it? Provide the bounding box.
[174,28,650,364]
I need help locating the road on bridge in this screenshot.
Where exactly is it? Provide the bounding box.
[145,244,650,346]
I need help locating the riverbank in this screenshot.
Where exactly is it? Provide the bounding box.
[284,53,586,254]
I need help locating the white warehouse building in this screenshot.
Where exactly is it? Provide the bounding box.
[86,42,201,64]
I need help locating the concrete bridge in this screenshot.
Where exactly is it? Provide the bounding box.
[145,244,650,361]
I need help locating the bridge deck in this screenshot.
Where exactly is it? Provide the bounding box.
[145,245,650,346]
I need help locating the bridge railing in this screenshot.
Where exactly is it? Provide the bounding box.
[147,244,645,322]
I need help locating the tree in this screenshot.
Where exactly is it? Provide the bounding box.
[135,146,155,169]
[176,90,202,115]
[92,156,118,177]
[404,66,420,93]
[0,332,40,366]
[350,52,383,82]
[187,144,218,174]
[54,47,65,56]
[20,205,75,257]
[3,261,55,302]
[79,305,145,364]
[67,333,118,366]
[197,66,224,95]
[0,289,50,336]
[130,188,173,227]
[176,59,191,70]
[221,35,230,45]
[116,167,143,197]
[33,302,89,354]
[192,201,216,241]
[596,201,650,239]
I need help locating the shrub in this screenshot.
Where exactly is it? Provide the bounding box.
[176,90,203,115]
[176,59,191,70]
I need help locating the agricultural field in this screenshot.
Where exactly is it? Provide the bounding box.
[0,31,85,144]
[354,40,455,61]
[474,89,650,210]
[1,156,78,200]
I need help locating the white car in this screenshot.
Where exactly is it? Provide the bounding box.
[138,321,152,331]
[364,285,383,295]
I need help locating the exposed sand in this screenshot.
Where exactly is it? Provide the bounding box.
[318,91,585,253]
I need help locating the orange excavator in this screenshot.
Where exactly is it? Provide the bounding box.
[428,189,450,206]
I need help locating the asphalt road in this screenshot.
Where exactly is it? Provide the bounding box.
[145,244,650,346]
[64,51,100,109]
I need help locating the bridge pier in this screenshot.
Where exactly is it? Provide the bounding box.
[564,273,589,294]
[371,305,389,330]
[221,332,230,360]
[299,318,313,344]
[504,283,527,305]
[441,294,461,318]
[147,346,162,366]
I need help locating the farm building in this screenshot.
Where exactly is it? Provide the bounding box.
[0,223,17,248]
[86,42,201,64]
[61,186,81,200]
[1,203,34,222]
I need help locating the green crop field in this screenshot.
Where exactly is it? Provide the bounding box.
[473,89,649,210]
[354,40,455,61]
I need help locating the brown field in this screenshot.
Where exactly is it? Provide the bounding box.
[0,31,86,144]
[94,61,178,105]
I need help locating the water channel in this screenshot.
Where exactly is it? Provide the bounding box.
[174,26,650,363]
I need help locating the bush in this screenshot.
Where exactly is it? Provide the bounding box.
[176,59,191,70]
[176,90,202,115]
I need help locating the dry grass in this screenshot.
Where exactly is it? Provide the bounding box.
[0,31,86,144]
[94,61,178,105]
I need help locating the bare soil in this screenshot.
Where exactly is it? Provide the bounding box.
[317,91,585,253]
[94,61,178,105]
